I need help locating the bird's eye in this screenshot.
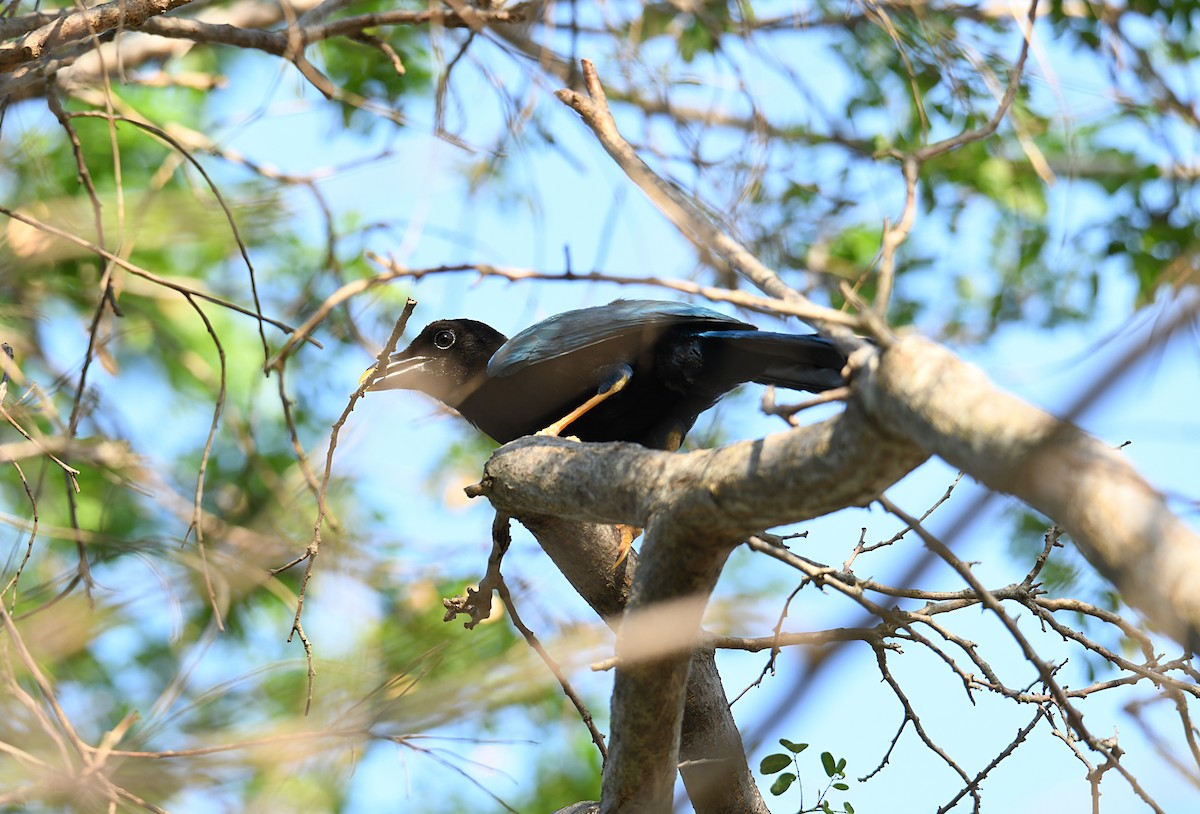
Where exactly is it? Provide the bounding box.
[433,329,456,350]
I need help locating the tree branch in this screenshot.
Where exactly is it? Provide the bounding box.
[471,401,928,810]
[470,318,1200,808]
[512,517,770,814]
[132,6,529,57]
[554,59,857,337]
[0,0,196,72]
[855,334,1200,647]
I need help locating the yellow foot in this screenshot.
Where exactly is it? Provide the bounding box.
[535,430,581,442]
[612,524,643,569]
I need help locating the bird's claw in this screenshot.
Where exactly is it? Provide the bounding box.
[535,429,581,442]
[611,524,642,570]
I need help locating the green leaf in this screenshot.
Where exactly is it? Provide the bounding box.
[845,802,855,813]
[779,738,809,754]
[678,19,718,62]
[833,782,849,791]
[760,753,792,774]
[769,772,797,796]
[821,751,837,777]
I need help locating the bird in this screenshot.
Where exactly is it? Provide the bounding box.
[362,299,846,560]
[362,299,845,450]
[363,298,845,446]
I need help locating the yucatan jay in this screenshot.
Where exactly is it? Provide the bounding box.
[362,298,845,450]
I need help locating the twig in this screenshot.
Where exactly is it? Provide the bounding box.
[67,111,270,364]
[874,0,1039,318]
[0,457,37,603]
[180,293,227,632]
[496,576,609,763]
[0,405,81,483]
[878,496,1105,757]
[275,365,339,531]
[0,600,90,759]
[936,707,1046,813]
[910,0,1040,163]
[442,512,511,629]
[869,641,976,794]
[0,205,314,344]
[759,385,850,426]
[278,298,416,714]
[364,254,858,327]
[553,59,862,339]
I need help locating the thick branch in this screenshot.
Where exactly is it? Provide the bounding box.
[477,400,925,535]
[473,404,928,811]
[515,517,769,814]
[0,0,195,72]
[856,336,1200,647]
[473,330,1200,808]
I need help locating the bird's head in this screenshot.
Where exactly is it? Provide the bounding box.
[360,319,507,408]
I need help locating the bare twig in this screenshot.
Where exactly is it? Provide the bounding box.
[0,205,313,343]
[442,512,511,629]
[497,575,609,763]
[276,298,415,714]
[553,59,861,339]
[180,293,227,631]
[364,254,857,327]
[67,110,269,364]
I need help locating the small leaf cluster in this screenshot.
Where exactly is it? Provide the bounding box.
[759,738,855,813]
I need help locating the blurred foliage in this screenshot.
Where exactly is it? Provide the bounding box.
[0,0,1197,810]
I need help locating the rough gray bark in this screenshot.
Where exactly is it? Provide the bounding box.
[478,400,929,812]
[519,517,770,814]
[474,337,1200,811]
[856,336,1200,649]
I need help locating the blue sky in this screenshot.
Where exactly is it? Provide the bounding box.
[9,8,1199,812]
[205,16,1200,812]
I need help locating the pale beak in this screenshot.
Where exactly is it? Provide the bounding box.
[359,355,436,391]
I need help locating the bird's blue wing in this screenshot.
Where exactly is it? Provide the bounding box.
[487,299,751,377]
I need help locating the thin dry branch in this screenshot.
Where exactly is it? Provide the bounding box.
[179,294,227,632]
[0,405,81,484]
[881,495,1167,812]
[553,59,860,340]
[0,205,313,343]
[0,456,38,603]
[910,0,1040,162]
[276,298,415,714]
[496,576,609,763]
[66,111,270,363]
[364,254,860,327]
[0,601,89,760]
[872,0,1039,318]
[0,0,195,72]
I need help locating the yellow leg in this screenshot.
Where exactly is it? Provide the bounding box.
[537,365,632,438]
[613,524,642,568]
[609,423,678,568]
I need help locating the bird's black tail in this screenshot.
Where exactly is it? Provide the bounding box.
[698,330,846,393]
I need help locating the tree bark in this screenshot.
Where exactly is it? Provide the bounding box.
[474,336,1200,810]
[855,336,1200,649]
[518,517,770,814]
[478,399,928,811]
